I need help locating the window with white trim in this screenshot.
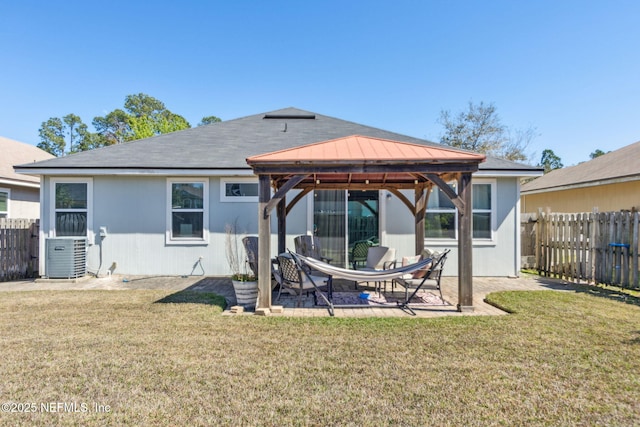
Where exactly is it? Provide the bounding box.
[167,178,208,243]
[52,178,92,237]
[472,183,492,239]
[220,178,259,202]
[425,180,495,240]
[0,188,9,218]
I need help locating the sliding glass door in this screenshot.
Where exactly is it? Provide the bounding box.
[348,190,379,246]
[313,190,379,267]
[313,190,346,265]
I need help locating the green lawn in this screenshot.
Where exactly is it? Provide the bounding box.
[0,287,639,426]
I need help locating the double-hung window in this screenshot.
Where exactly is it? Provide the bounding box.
[472,183,492,239]
[0,188,9,218]
[425,180,495,241]
[51,178,92,237]
[167,178,208,243]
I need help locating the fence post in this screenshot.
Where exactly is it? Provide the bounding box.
[632,209,639,288]
[28,220,39,277]
[535,209,541,273]
[537,208,547,276]
[622,212,630,287]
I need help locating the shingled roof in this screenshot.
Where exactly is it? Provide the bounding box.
[15,107,539,174]
[1,136,54,185]
[522,140,640,193]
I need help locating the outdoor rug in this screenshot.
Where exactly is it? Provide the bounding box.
[316,291,450,307]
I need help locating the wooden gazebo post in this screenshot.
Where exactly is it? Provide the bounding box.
[457,172,474,311]
[257,174,272,312]
[414,186,426,256]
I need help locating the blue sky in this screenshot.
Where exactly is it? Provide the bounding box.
[1,0,638,166]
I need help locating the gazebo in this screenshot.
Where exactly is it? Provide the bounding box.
[246,135,486,314]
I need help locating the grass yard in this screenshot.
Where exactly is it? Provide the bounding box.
[0,288,639,426]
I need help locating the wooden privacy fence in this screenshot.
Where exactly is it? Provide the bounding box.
[525,210,639,289]
[0,218,39,281]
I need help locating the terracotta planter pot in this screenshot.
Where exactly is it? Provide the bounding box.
[232,280,258,308]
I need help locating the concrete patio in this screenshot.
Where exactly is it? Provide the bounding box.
[0,273,579,318]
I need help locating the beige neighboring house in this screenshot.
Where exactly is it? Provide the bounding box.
[0,136,54,219]
[521,140,640,213]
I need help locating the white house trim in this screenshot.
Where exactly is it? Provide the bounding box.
[14,167,255,177]
[0,178,41,189]
[474,170,543,178]
[0,187,10,217]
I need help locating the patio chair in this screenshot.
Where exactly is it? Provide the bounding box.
[355,246,396,292]
[242,236,259,277]
[276,253,329,307]
[394,249,450,313]
[242,236,284,290]
[294,235,332,263]
[350,240,373,269]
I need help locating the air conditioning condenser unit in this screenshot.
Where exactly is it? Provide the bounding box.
[45,238,87,279]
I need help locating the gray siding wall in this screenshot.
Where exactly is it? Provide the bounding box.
[40,175,520,277]
[41,176,312,277]
[90,176,272,277]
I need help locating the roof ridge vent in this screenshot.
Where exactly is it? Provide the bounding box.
[263,113,316,119]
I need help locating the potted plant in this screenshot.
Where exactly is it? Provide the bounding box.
[225,220,258,308]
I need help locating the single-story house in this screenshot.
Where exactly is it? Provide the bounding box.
[521,140,640,213]
[15,107,542,282]
[0,136,54,219]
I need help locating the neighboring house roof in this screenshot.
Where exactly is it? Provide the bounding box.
[0,136,54,187]
[522,140,640,194]
[14,107,540,175]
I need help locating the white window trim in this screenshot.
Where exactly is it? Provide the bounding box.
[472,180,497,244]
[220,177,259,202]
[166,178,209,245]
[0,187,9,217]
[50,178,93,240]
[424,179,497,246]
